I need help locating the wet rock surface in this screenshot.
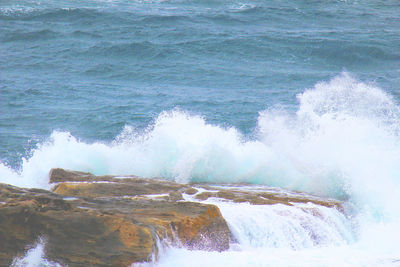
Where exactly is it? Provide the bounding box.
[0,168,343,266]
[0,171,231,266]
[191,185,342,208]
[50,168,342,209]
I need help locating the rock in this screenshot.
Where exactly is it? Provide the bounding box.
[0,181,231,266]
[50,168,192,199]
[168,191,183,201]
[0,168,343,265]
[194,191,216,201]
[52,180,186,199]
[50,169,342,209]
[192,186,341,208]
[0,183,154,266]
[184,187,198,195]
[49,168,115,183]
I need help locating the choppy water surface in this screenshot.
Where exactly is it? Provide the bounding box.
[1,0,400,266]
[1,0,400,167]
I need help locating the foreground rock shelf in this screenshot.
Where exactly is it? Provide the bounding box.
[0,168,343,266]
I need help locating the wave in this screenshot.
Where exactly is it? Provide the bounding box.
[228,4,263,14]
[0,7,100,21]
[2,73,400,216]
[1,29,60,42]
[140,14,194,24]
[86,41,161,59]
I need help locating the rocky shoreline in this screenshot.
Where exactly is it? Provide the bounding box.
[0,168,343,266]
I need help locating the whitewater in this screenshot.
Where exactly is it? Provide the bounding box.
[2,74,400,266]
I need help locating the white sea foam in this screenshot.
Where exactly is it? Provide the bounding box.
[2,73,399,204]
[149,196,399,266]
[11,237,62,267]
[153,245,398,267]
[207,200,353,249]
[2,73,400,213]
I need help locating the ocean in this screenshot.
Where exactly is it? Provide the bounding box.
[1,0,400,265]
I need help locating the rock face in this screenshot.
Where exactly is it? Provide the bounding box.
[0,168,343,266]
[0,170,231,266]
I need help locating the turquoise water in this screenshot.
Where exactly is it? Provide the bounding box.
[1,0,399,169]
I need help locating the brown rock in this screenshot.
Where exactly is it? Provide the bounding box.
[194,191,216,201]
[168,191,183,201]
[0,181,231,266]
[49,168,115,183]
[184,187,198,195]
[190,184,342,208]
[1,168,344,266]
[50,169,342,209]
[50,168,190,199]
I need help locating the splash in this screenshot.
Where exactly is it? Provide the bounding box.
[150,187,399,266]
[11,237,62,267]
[208,201,352,249]
[0,111,278,189]
[2,73,400,214]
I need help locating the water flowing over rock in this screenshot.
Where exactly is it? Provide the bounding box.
[49,168,342,209]
[0,168,344,266]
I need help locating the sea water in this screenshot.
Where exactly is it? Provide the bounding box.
[1,0,400,266]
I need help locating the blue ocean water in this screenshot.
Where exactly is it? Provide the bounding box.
[1,0,399,169]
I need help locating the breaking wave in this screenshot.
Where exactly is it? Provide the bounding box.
[2,73,400,217]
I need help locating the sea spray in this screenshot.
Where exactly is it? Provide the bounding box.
[2,73,400,203]
[153,245,398,267]
[258,73,400,219]
[11,237,62,267]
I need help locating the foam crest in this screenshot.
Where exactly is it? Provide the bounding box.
[2,72,400,219]
[113,111,283,183]
[258,73,400,220]
[0,111,284,189]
